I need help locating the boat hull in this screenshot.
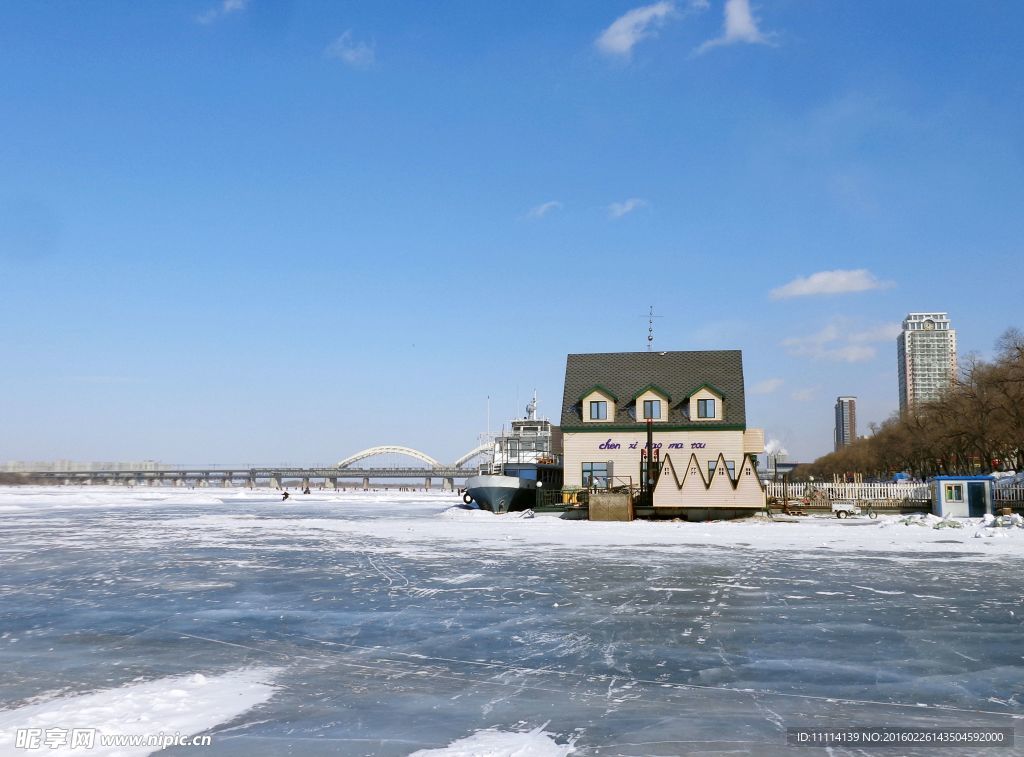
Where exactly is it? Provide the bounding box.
[464,474,536,514]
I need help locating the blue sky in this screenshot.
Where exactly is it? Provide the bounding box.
[1,1,1022,466]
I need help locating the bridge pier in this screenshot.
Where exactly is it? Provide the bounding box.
[270,474,281,489]
[444,477,454,491]
[247,476,256,489]
[301,477,310,491]
[325,477,337,490]
[424,477,432,490]
[362,476,369,490]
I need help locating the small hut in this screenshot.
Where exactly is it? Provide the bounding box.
[932,476,994,518]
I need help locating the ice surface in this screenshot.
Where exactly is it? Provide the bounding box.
[0,486,1022,756]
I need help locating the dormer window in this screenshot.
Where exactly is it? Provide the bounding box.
[686,383,724,422]
[579,386,617,423]
[633,385,670,422]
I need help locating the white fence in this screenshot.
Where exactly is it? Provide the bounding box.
[765,481,930,502]
[995,486,1024,503]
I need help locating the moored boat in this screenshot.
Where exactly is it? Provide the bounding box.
[463,393,563,513]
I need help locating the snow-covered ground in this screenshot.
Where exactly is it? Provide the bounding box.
[0,486,1021,756]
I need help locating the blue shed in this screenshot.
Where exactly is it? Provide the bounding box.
[931,476,994,517]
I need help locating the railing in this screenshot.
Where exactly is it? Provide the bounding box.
[479,452,561,475]
[765,482,930,502]
[543,476,642,510]
[537,488,589,508]
[994,487,1024,504]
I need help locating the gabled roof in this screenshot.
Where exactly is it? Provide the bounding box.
[577,384,619,403]
[682,382,726,401]
[630,384,672,403]
[561,350,747,428]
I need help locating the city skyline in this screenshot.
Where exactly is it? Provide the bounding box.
[1,2,1022,465]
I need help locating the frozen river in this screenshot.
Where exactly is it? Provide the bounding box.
[0,487,1022,756]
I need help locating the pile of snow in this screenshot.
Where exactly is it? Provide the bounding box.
[983,513,1024,527]
[993,470,1023,487]
[0,667,279,757]
[410,724,575,757]
[880,513,949,528]
[880,512,1024,541]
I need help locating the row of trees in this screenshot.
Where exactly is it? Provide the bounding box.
[801,328,1024,481]
[0,473,47,485]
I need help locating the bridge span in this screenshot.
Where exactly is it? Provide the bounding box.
[21,443,492,490]
[29,466,478,490]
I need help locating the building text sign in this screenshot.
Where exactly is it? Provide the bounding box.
[598,438,707,450]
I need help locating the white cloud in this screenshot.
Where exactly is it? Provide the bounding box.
[790,387,818,402]
[770,269,894,300]
[782,318,899,363]
[608,197,647,219]
[750,378,784,395]
[849,322,902,343]
[197,0,248,25]
[694,0,771,55]
[525,201,562,220]
[326,31,375,68]
[595,2,678,58]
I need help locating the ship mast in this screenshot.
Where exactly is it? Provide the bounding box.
[526,390,537,421]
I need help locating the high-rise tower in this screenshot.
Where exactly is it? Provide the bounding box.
[834,396,857,452]
[897,312,957,412]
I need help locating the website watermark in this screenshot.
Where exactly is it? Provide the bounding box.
[15,727,212,751]
[787,727,1014,747]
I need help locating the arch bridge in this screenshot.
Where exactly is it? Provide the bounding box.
[336,444,491,470]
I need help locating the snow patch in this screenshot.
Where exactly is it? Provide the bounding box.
[851,585,905,596]
[441,506,496,519]
[0,667,279,756]
[3,486,1024,559]
[410,724,575,756]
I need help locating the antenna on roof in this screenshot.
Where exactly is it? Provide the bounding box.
[526,390,537,420]
[641,306,662,351]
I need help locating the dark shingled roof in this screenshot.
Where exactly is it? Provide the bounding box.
[560,350,747,428]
